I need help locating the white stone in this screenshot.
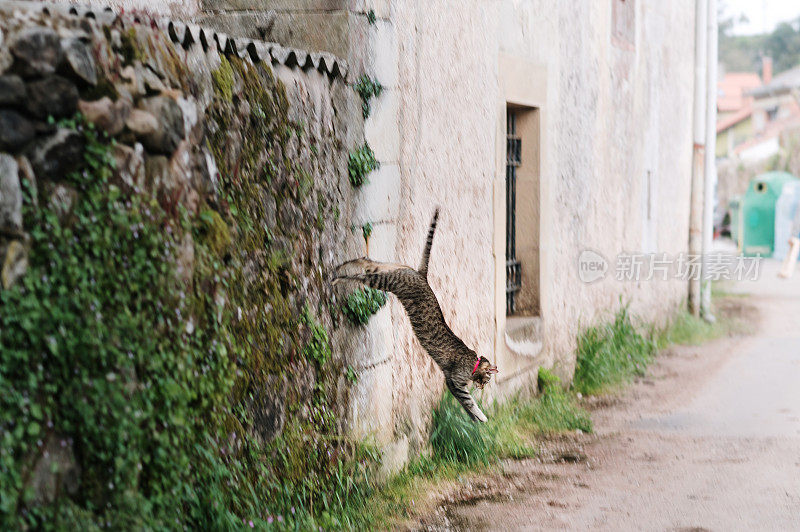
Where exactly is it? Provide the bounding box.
[364,221,396,263]
[355,162,400,223]
[368,18,397,88]
[344,359,394,443]
[364,88,399,163]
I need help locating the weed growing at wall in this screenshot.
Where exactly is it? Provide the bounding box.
[367,9,377,24]
[353,75,383,118]
[362,221,373,241]
[342,287,387,325]
[572,305,656,395]
[348,142,379,187]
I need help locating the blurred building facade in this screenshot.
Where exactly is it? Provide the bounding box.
[52,0,698,465]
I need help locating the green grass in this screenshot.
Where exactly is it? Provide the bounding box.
[572,306,656,395]
[430,371,591,466]
[359,302,742,527]
[352,371,591,528]
[656,311,727,347]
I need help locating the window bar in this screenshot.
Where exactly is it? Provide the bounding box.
[506,109,522,315]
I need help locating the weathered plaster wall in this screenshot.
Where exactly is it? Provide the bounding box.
[487,0,696,380]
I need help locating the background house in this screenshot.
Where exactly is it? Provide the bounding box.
[715,70,761,158]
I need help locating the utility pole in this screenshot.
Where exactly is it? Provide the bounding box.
[701,0,718,321]
[689,0,708,316]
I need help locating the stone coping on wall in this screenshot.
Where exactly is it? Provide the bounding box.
[0,0,349,80]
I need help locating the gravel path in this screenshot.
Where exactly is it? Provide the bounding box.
[417,260,800,531]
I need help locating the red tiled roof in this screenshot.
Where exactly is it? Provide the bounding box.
[718,72,762,112]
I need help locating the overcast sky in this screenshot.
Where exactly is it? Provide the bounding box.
[723,0,800,35]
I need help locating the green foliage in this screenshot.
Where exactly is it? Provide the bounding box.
[719,14,800,74]
[537,367,561,391]
[366,9,376,24]
[302,306,332,365]
[429,381,591,467]
[0,117,239,527]
[342,287,387,325]
[345,365,358,385]
[348,143,379,187]
[362,221,373,241]
[430,394,498,465]
[211,55,235,101]
[655,307,739,348]
[353,75,383,118]
[118,28,144,65]
[1,54,382,529]
[518,386,592,434]
[572,305,656,396]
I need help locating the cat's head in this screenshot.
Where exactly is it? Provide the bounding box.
[471,356,499,389]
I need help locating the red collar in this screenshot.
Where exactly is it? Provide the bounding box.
[472,358,481,374]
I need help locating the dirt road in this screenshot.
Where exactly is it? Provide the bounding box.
[419,260,800,531]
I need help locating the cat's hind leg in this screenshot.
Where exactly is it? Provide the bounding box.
[332,258,416,292]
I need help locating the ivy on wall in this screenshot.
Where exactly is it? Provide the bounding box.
[348,142,379,187]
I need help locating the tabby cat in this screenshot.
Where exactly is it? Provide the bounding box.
[334,208,498,423]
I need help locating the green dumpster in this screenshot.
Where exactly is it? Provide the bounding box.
[742,171,800,257]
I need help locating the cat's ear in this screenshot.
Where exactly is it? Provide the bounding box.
[488,364,499,374]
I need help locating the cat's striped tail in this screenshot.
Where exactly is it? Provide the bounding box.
[418,207,440,278]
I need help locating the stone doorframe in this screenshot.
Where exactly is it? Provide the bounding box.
[492,53,553,396]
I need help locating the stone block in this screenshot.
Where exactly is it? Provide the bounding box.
[364,89,398,162]
[2,240,28,289]
[78,97,131,137]
[137,96,185,155]
[379,435,409,478]
[201,0,346,12]
[10,27,63,77]
[261,11,351,58]
[348,0,391,19]
[364,220,396,262]
[0,154,21,230]
[27,129,85,181]
[0,110,35,152]
[367,19,397,87]
[344,358,393,443]
[196,11,277,41]
[61,37,98,86]
[355,162,400,222]
[25,75,79,119]
[0,75,25,105]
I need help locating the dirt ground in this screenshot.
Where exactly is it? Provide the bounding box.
[412,260,800,531]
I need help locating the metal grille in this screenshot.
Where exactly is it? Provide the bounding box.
[506,109,522,315]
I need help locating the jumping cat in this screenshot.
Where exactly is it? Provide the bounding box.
[333,208,498,422]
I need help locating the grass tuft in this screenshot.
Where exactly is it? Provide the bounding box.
[572,305,656,395]
[656,311,725,347]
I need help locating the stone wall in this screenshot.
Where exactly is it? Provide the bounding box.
[0,3,387,523]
